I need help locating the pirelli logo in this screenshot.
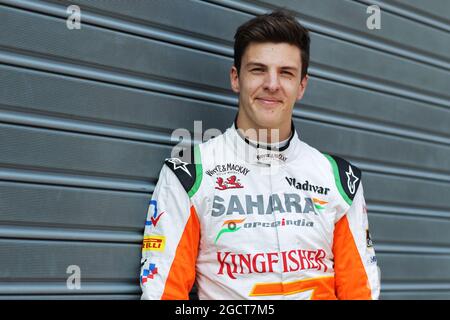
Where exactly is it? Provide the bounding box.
[143,235,166,252]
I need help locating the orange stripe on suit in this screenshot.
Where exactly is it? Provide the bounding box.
[333,215,372,299]
[161,205,200,300]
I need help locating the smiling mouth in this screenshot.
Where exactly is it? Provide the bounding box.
[256,98,282,105]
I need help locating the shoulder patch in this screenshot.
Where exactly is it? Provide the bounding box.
[165,145,202,198]
[323,154,362,205]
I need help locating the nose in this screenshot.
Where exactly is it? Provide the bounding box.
[263,70,281,92]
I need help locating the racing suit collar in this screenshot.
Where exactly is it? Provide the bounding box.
[226,120,301,166]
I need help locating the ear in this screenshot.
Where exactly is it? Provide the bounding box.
[296,74,309,100]
[230,66,240,93]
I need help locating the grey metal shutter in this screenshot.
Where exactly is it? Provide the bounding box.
[0,0,449,299]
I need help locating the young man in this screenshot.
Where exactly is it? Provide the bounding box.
[141,10,380,300]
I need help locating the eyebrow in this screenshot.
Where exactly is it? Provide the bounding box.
[246,62,299,72]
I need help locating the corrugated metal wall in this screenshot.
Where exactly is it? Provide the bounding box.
[0,0,449,299]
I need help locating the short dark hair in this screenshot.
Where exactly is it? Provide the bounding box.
[233,10,310,79]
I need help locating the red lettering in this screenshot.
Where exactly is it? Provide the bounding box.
[281,251,289,272]
[297,250,308,270]
[288,250,300,272]
[238,253,252,274]
[231,254,238,274]
[266,252,279,273]
[218,248,329,279]
[252,253,267,273]
[217,252,236,279]
[315,249,327,272]
[308,250,317,269]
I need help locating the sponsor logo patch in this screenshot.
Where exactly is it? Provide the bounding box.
[145,200,165,228]
[214,219,245,244]
[212,193,319,217]
[206,163,250,177]
[345,165,359,195]
[215,175,244,190]
[244,218,314,229]
[256,153,287,162]
[285,177,330,195]
[143,235,166,252]
[312,198,328,212]
[217,248,328,279]
[141,263,158,284]
[166,158,192,177]
[366,229,373,248]
[215,218,314,243]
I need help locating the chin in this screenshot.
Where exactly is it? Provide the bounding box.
[254,114,283,129]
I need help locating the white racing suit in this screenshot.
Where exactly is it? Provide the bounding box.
[140,123,380,299]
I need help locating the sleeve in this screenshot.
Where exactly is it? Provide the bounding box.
[140,163,200,300]
[333,182,381,300]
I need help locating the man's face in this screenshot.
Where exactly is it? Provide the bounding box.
[231,42,308,131]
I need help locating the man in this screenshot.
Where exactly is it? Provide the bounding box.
[141,10,380,300]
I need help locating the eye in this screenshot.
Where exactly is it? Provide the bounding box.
[250,68,264,73]
[281,71,294,76]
